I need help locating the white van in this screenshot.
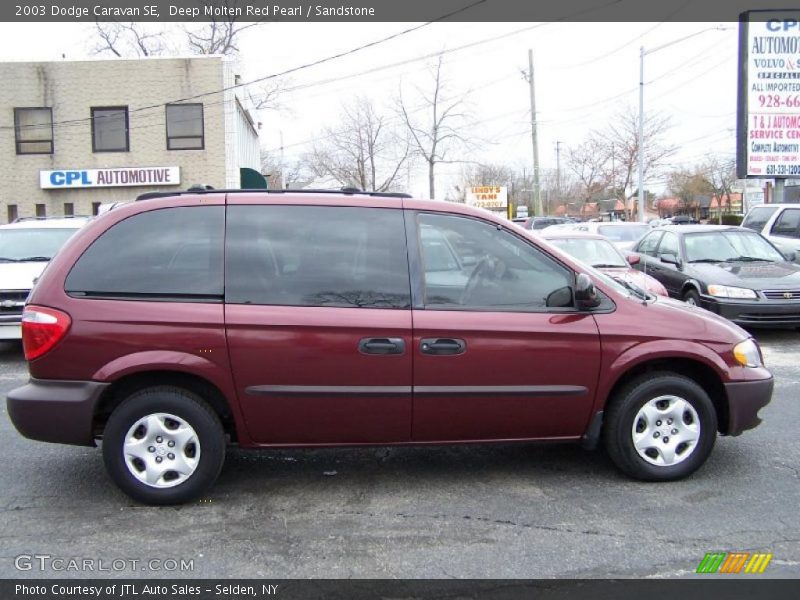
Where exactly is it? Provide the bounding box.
[0,217,90,339]
[741,203,800,262]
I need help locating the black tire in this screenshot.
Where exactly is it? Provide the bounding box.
[683,288,701,306]
[102,386,225,505]
[603,372,717,481]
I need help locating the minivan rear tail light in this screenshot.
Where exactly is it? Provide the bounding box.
[21,305,71,361]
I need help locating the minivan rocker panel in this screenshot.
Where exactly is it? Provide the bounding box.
[6,191,773,504]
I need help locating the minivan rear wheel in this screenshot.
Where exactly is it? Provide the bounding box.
[102,386,225,505]
[603,372,717,481]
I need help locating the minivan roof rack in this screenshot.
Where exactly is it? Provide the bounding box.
[135,187,412,201]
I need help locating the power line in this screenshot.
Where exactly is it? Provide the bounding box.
[3,0,490,133]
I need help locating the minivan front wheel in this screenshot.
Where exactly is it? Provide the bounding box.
[102,387,225,505]
[604,373,717,481]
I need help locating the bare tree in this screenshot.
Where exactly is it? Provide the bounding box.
[602,106,676,216]
[184,1,262,55]
[305,97,411,192]
[261,149,314,190]
[397,54,472,199]
[702,156,737,224]
[93,23,167,57]
[93,2,263,57]
[566,137,611,203]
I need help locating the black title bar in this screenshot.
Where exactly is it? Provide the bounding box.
[2,0,799,23]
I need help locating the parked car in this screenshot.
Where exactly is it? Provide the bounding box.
[8,190,772,504]
[667,215,699,225]
[0,216,90,340]
[541,231,668,297]
[571,221,651,251]
[630,224,800,327]
[741,203,800,263]
[522,216,573,231]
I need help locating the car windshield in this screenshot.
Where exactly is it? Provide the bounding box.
[0,228,78,261]
[548,237,627,268]
[684,230,785,263]
[598,224,649,242]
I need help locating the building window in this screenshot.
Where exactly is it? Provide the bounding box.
[165,103,204,150]
[63,203,74,217]
[91,106,129,152]
[92,202,101,216]
[14,107,53,154]
[7,205,18,223]
[35,204,46,217]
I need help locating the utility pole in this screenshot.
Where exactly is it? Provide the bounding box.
[527,49,542,216]
[555,140,562,202]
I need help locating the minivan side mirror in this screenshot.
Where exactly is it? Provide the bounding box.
[660,252,682,268]
[575,273,601,309]
[783,250,797,262]
[626,254,640,266]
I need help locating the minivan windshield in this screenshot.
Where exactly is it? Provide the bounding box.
[0,228,78,262]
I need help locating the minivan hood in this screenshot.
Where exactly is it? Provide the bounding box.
[647,293,749,341]
[688,260,800,289]
[0,261,48,291]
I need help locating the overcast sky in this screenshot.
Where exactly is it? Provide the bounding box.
[0,20,739,199]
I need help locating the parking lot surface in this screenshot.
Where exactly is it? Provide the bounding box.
[1,331,798,578]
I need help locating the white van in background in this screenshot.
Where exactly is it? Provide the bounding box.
[741,203,800,263]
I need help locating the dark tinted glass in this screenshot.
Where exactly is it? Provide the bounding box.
[65,207,224,298]
[771,209,800,238]
[418,213,573,311]
[742,206,778,231]
[92,107,128,152]
[226,205,410,309]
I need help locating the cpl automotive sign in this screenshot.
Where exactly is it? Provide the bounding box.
[465,186,508,210]
[737,11,800,178]
[39,166,180,189]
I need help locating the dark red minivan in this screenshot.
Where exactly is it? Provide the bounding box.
[7,190,773,504]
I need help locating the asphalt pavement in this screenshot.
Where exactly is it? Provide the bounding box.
[0,331,798,579]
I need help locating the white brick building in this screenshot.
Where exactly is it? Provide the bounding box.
[0,56,261,223]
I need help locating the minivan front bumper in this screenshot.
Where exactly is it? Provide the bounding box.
[724,377,773,436]
[6,379,109,446]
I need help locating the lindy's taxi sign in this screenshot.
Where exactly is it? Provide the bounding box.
[40,167,180,189]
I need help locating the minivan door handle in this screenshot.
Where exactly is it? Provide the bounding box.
[420,338,466,355]
[358,337,406,355]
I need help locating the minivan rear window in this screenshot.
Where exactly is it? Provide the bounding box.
[65,206,224,300]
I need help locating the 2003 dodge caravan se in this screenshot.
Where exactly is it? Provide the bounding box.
[7,190,773,504]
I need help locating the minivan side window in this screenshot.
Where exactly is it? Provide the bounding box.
[225,205,411,309]
[742,206,779,231]
[771,208,800,239]
[417,213,572,311]
[65,206,224,299]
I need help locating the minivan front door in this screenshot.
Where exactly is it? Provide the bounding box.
[224,202,413,445]
[410,212,602,442]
